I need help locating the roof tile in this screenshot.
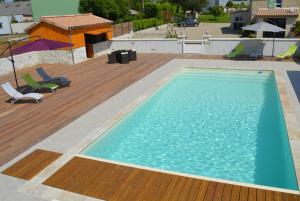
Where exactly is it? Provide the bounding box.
[256,8,299,17]
[40,13,112,30]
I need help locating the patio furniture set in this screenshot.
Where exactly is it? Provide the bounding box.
[108,49,137,64]
[1,67,70,104]
[227,43,298,60]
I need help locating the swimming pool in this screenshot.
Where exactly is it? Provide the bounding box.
[82,68,298,190]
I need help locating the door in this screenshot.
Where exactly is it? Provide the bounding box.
[86,43,94,58]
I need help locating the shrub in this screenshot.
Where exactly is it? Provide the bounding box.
[133,18,164,31]
[295,21,300,34]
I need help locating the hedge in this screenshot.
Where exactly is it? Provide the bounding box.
[296,21,300,34]
[133,18,164,31]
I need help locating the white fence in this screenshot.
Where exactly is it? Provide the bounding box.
[11,22,34,34]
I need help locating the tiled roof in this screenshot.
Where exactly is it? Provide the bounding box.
[256,8,299,17]
[0,1,32,16]
[40,13,112,30]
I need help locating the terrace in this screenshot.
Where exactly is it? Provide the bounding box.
[0,53,300,201]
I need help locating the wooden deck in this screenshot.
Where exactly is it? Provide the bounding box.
[44,156,300,201]
[0,53,204,166]
[2,149,61,180]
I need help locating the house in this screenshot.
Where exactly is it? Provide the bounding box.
[0,1,33,34]
[25,13,113,59]
[30,0,80,21]
[230,0,299,37]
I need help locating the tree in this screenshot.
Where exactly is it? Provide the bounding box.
[79,0,130,22]
[210,6,223,19]
[225,1,234,8]
[169,0,208,12]
[144,3,158,18]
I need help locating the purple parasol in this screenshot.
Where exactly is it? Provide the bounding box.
[12,39,72,55]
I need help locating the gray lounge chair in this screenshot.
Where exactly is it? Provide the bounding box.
[1,82,44,104]
[250,42,265,60]
[36,67,70,86]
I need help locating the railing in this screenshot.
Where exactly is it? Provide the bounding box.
[113,22,133,37]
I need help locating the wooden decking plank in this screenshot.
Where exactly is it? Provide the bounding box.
[248,188,257,201]
[109,169,155,201]
[239,186,249,201]
[132,171,168,201]
[221,184,233,201]
[185,180,203,201]
[177,177,195,201]
[204,182,217,201]
[257,189,266,201]
[195,180,209,201]
[147,173,174,201]
[230,185,241,201]
[274,191,283,201]
[266,191,275,201]
[157,175,181,201]
[164,176,189,201]
[212,182,225,201]
[2,149,61,180]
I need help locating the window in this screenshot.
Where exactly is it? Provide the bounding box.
[276,0,282,7]
[233,15,244,30]
[235,16,244,22]
[0,23,2,29]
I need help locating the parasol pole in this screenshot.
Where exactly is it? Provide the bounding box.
[272,32,275,58]
[8,41,19,89]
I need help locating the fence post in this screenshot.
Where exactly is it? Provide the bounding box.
[121,23,123,35]
[113,24,115,37]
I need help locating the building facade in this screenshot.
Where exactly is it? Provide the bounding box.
[0,1,33,34]
[250,0,299,36]
[230,0,299,37]
[26,14,113,58]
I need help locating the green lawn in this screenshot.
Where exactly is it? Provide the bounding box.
[198,13,231,23]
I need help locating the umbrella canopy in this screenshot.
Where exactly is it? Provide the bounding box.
[241,22,285,33]
[12,39,72,55]
[242,22,285,58]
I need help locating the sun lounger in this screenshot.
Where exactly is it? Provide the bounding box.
[250,42,265,60]
[276,44,298,60]
[36,67,70,86]
[227,43,245,59]
[22,73,59,93]
[1,82,44,104]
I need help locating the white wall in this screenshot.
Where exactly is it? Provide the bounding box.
[205,38,300,56]
[110,39,183,54]
[110,38,300,56]
[93,41,111,57]
[0,16,12,35]
[11,22,34,34]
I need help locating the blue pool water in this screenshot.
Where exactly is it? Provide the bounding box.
[83,68,298,190]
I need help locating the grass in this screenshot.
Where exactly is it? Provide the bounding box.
[198,13,231,23]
